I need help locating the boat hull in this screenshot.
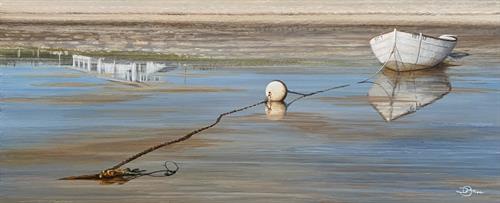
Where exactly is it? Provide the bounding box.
[370,30,457,71]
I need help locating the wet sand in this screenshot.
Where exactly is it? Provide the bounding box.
[1,93,146,105]
[1,5,500,203]
[1,80,241,105]
[1,11,500,62]
[32,82,102,87]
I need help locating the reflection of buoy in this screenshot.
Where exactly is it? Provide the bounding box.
[265,101,287,120]
[265,80,287,102]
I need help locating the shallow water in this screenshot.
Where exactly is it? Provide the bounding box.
[1,53,499,203]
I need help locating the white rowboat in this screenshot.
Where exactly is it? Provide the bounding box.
[370,29,457,71]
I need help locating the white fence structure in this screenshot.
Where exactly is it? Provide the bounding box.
[72,55,173,82]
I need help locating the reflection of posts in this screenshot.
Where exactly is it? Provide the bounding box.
[265,101,287,120]
[97,58,103,74]
[87,57,91,72]
[58,52,61,66]
[131,63,137,82]
[69,54,172,83]
[113,60,117,77]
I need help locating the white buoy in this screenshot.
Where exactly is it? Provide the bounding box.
[265,101,287,120]
[265,80,287,102]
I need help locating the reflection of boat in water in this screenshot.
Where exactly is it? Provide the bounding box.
[370,29,457,71]
[71,55,177,83]
[368,68,451,121]
[265,101,287,121]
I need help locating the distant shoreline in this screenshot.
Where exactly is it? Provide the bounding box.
[4,11,500,15]
[2,0,500,26]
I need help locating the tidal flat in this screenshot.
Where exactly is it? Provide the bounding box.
[1,22,499,203]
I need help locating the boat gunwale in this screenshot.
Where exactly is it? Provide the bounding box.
[369,29,458,43]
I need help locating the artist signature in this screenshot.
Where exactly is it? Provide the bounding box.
[456,186,484,197]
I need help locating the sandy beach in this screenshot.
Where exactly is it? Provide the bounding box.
[1,1,500,203]
[2,0,499,23]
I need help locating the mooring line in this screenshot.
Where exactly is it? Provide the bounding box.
[109,100,266,170]
[60,100,267,181]
[61,69,386,181]
[286,56,390,101]
[61,41,397,182]
[285,41,396,109]
[286,44,394,98]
